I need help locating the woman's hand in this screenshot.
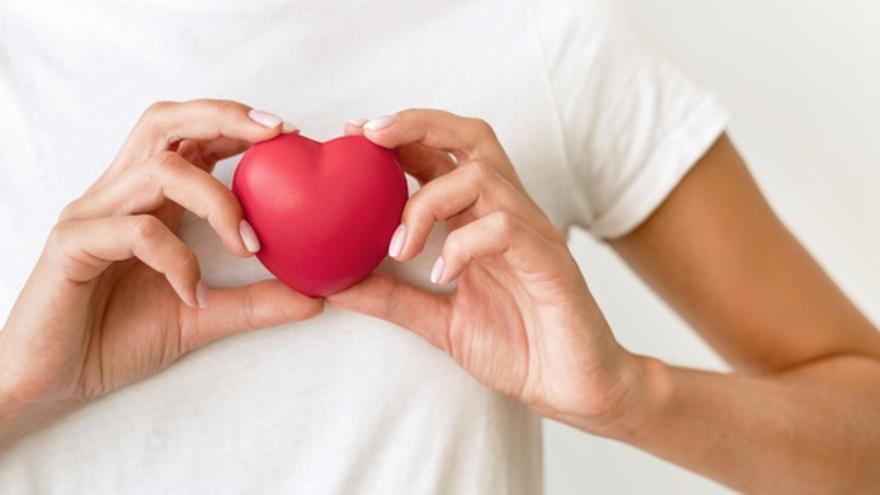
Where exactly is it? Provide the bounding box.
[333,110,644,431]
[0,100,322,446]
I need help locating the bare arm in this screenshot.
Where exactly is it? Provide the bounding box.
[606,134,880,492]
[328,112,880,493]
[0,100,321,451]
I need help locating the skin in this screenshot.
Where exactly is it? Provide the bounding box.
[0,99,323,448]
[334,110,880,493]
[1,102,878,492]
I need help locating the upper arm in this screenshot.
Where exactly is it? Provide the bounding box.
[609,133,880,373]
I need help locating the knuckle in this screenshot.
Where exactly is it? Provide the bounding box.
[143,100,174,120]
[130,215,164,241]
[215,99,243,115]
[175,140,202,163]
[466,160,494,183]
[403,193,432,225]
[184,97,210,107]
[213,188,243,218]
[58,199,82,221]
[444,232,465,258]
[469,117,496,139]
[177,248,199,276]
[489,210,516,236]
[397,108,419,121]
[46,220,74,254]
[152,150,180,172]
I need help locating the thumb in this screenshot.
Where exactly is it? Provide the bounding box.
[179,279,324,352]
[328,273,452,352]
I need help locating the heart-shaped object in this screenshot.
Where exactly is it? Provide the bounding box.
[232,133,407,297]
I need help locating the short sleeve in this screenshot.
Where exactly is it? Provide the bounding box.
[530,0,730,238]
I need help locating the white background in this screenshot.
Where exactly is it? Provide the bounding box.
[544,1,880,493]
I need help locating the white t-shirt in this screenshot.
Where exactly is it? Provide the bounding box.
[0,0,727,492]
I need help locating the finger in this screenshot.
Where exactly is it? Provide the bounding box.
[361,109,497,160]
[178,279,324,352]
[345,119,455,183]
[360,109,524,188]
[177,137,252,170]
[361,108,516,185]
[327,272,453,352]
[63,151,258,257]
[48,215,203,307]
[174,140,206,168]
[395,144,457,184]
[344,118,367,136]
[432,211,561,285]
[281,121,300,134]
[391,161,521,261]
[119,99,285,164]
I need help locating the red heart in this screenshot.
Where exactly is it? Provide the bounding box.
[232,133,408,297]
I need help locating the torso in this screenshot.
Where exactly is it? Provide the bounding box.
[0,0,591,492]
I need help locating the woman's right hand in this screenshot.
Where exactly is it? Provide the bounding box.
[0,100,323,447]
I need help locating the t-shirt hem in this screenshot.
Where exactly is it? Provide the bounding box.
[588,95,730,239]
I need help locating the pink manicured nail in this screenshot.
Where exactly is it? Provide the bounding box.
[248,109,283,128]
[195,279,208,309]
[364,114,398,131]
[346,118,368,127]
[388,224,406,258]
[430,256,445,285]
[240,219,261,253]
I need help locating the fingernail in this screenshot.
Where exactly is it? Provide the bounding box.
[240,219,261,253]
[195,279,208,309]
[346,118,368,127]
[430,256,445,285]
[248,109,283,128]
[364,114,398,131]
[282,121,299,133]
[388,224,406,258]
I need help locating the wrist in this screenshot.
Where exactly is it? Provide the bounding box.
[566,353,675,441]
[0,378,79,452]
[0,363,34,451]
[0,333,81,451]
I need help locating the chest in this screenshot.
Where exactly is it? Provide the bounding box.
[0,0,575,302]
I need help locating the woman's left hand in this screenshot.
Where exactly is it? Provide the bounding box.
[331,109,645,431]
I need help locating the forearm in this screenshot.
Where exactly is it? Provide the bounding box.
[0,385,45,453]
[0,330,80,453]
[584,353,880,493]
